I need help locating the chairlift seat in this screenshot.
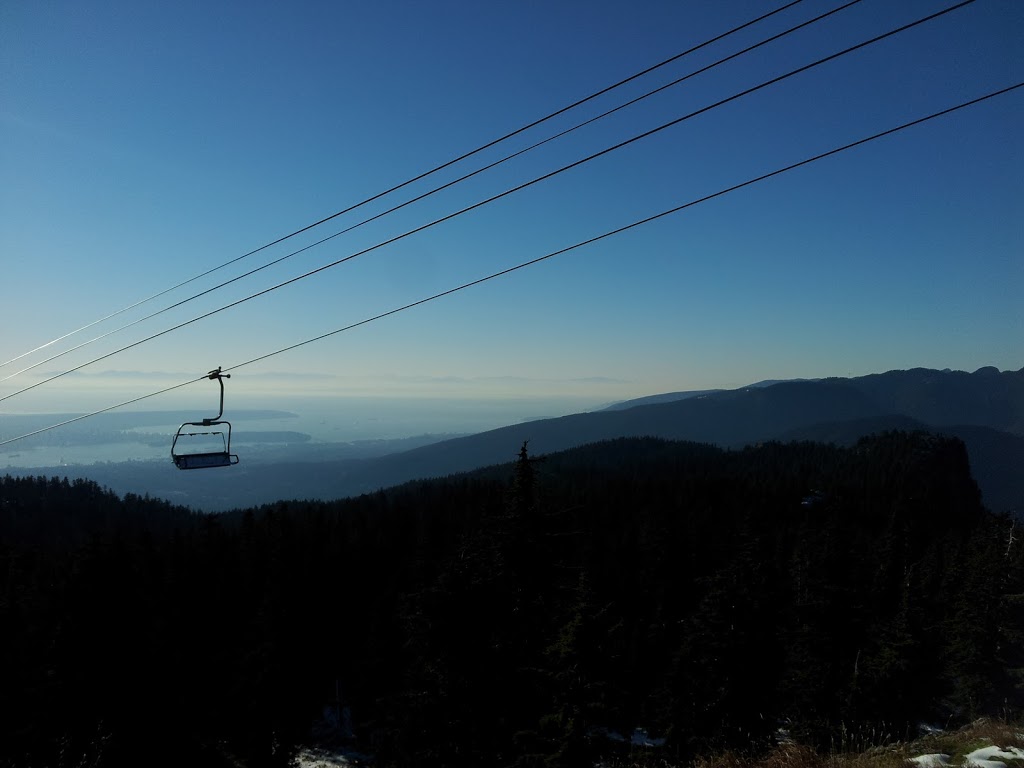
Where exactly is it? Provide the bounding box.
[171,420,239,471]
[171,367,240,471]
[173,451,239,470]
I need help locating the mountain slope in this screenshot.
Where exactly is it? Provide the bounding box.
[331,368,1024,513]
[7,367,1022,514]
[843,366,1024,434]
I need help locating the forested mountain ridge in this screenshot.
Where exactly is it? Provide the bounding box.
[3,432,1022,767]
[4,366,1021,515]
[341,367,1024,514]
[606,366,1024,433]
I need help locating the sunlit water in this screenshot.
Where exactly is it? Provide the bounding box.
[1,395,606,469]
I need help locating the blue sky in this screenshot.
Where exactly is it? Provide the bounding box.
[1,0,1021,418]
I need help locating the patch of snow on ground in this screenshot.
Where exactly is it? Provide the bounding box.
[294,747,355,767]
[964,746,1024,768]
[910,754,953,768]
[599,727,666,748]
[630,728,666,747]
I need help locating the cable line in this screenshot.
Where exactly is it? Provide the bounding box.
[0,0,975,407]
[0,377,208,448]
[2,80,1017,450]
[0,0,865,386]
[0,0,807,372]
[221,85,1021,374]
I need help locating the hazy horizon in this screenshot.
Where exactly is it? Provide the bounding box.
[0,392,613,469]
[4,362,1021,472]
[1,1,1021,456]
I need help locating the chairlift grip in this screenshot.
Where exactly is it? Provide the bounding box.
[203,366,229,425]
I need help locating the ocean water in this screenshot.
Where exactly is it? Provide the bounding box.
[1,395,605,469]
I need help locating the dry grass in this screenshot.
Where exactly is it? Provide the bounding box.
[955,718,1024,750]
[599,720,1023,768]
[689,743,906,768]
[908,718,1023,762]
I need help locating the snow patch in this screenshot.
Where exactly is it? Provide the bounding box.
[964,746,1024,768]
[596,726,666,748]
[630,728,666,748]
[295,747,362,767]
[910,754,953,768]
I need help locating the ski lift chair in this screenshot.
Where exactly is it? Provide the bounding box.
[171,367,240,470]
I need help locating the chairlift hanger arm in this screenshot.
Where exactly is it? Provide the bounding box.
[203,366,230,425]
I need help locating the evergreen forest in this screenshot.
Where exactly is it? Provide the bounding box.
[2,432,1022,767]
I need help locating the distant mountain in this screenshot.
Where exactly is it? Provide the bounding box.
[352,379,885,485]
[840,366,1024,434]
[335,366,1024,514]
[745,377,820,388]
[601,378,821,411]
[7,366,1022,515]
[600,389,723,410]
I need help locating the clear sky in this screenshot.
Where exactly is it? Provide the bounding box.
[1,0,1021,419]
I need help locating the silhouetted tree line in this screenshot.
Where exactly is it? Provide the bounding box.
[1,432,1021,767]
